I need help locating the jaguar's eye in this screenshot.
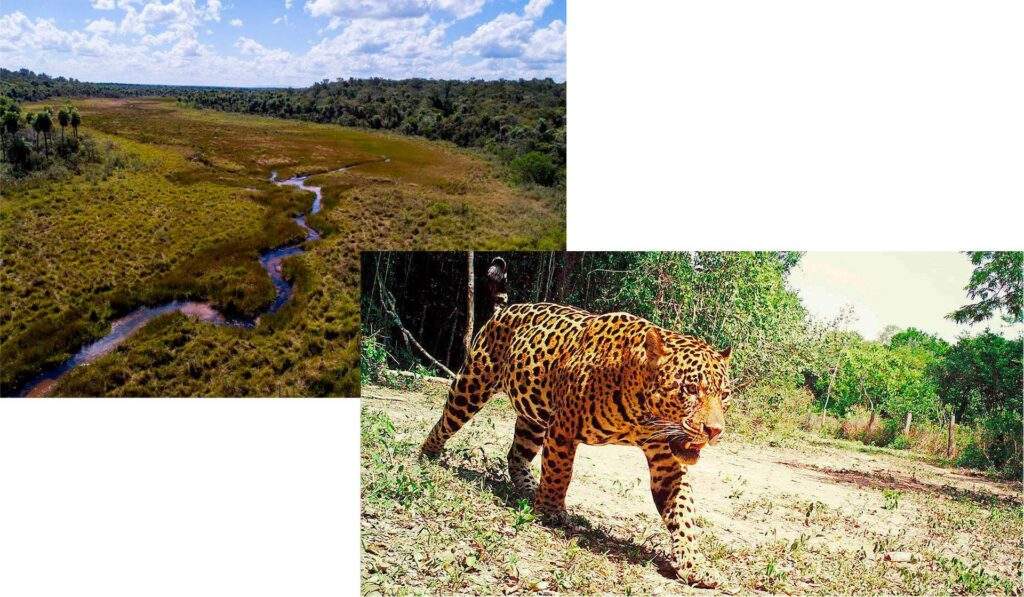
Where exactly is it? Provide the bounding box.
[683,383,699,395]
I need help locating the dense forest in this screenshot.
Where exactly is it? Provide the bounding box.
[0,68,222,100]
[1,68,566,187]
[361,251,1023,476]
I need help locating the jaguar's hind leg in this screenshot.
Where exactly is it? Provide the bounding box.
[420,350,495,457]
[507,415,545,496]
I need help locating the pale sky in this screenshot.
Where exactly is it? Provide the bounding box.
[788,252,1023,342]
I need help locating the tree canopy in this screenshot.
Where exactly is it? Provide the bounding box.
[949,251,1023,325]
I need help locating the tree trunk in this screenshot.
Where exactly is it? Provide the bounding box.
[463,251,475,359]
[947,413,956,459]
[903,412,912,435]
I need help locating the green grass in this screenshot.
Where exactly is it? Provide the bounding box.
[1,98,564,396]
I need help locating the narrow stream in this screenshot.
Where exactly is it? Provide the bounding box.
[16,169,331,397]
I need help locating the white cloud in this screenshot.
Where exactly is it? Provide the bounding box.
[203,0,222,22]
[523,18,563,63]
[523,0,551,19]
[434,0,485,19]
[91,0,117,9]
[230,18,243,27]
[453,12,532,58]
[0,12,80,52]
[304,0,482,20]
[85,18,118,36]
[285,0,294,8]
[452,1,564,68]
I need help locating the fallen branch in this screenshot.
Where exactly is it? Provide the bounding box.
[378,283,456,379]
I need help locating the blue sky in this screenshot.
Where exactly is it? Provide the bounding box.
[0,0,565,86]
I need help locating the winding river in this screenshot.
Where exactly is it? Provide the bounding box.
[17,168,338,397]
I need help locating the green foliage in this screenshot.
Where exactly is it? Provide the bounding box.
[882,489,902,510]
[509,151,558,186]
[1,98,90,177]
[938,332,1022,422]
[815,335,943,422]
[360,335,390,384]
[889,327,950,356]
[888,434,910,450]
[512,499,536,531]
[956,408,1023,475]
[938,557,1016,594]
[949,251,1022,325]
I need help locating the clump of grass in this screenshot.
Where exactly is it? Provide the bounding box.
[882,488,902,510]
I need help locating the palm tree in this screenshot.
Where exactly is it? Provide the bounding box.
[70,108,81,140]
[58,105,70,144]
[34,108,53,154]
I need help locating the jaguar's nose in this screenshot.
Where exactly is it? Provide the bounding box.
[704,422,723,442]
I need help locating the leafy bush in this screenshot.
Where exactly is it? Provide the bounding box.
[957,409,1023,475]
[509,151,558,186]
[888,434,910,450]
[729,385,814,441]
[360,335,390,384]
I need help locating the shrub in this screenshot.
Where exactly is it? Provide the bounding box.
[888,434,910,450]
[957,409,1023,476]
[509,151,557,187]
[838,406,893,446]
[729,385,813,441]
[360,335,390,384]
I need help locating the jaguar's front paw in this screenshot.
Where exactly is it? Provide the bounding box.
[671,552,729,589]
[674,560,724,589]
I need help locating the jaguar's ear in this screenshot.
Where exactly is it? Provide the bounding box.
[645,327,667,362]
[720,346,732,362]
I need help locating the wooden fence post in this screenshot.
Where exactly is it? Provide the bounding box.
[947,413,956,459]
[903,412,912,435]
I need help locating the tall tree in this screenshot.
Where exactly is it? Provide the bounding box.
[57,105,70,143]
[949,251,1023,325]
[34,108,53,154]
[69,108,81,140]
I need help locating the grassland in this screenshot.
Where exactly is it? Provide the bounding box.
[361,379,1023,595]
[0,98,564,396]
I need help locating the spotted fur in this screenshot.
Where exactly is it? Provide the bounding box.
[421,302,732,585]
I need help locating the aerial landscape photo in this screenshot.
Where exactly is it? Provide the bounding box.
[0,0,566,397]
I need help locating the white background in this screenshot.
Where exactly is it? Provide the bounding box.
[2,2,1023,596]
[569,1,1024,249]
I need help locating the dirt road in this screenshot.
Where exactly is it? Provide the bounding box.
[362,380,1022,595]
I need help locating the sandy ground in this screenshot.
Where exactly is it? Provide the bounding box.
[363,381,1023,593]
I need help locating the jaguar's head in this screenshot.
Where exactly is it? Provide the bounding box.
[638,326,732,464]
